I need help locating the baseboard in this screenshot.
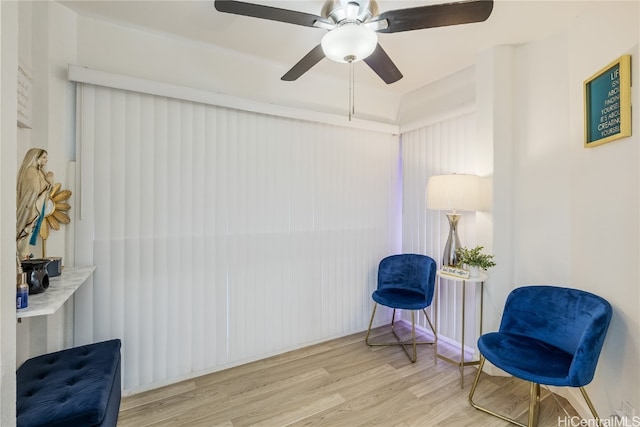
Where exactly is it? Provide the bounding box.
[395,318,479,356]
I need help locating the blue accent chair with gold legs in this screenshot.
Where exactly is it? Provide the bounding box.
[468,285,612,427]
[365,254,437,363]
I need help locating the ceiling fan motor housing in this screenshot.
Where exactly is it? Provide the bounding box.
[321,0,378,24]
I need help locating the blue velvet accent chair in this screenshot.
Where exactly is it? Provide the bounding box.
[365,254,438,362]
[468,285,612,427]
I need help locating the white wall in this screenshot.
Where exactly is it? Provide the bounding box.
[565,10,639,416]
[514,13,639,418]
[1,2,19,424]
[401,1,639,418]
[475,45,514,328]
[512,32,573,285]
[398,65,475,131]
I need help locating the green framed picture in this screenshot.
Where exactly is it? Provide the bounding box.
[584,54,632,148]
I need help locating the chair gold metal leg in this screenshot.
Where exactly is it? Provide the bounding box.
[468,355,485,405]
[396,308,438,362]
[528,382,540,427]
[468,355,528,427]
[422,308,438,365]
[365,303,378,345]
[469,367,598,427]
[366,306,436,363]
[392,310,417,362]
[411,311,417,362]
[579,387,600,425]
[422,308,437,341]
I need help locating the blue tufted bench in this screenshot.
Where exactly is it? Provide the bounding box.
[17,339,121,427]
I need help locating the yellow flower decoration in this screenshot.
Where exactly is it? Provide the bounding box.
[39,183,72,240]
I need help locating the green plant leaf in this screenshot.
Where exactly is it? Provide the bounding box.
[454,245,496,269]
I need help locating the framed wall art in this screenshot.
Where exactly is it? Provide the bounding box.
[584,54,631,148]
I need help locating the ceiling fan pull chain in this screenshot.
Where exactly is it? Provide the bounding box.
[349,60,353,121]
[346,55,355,121]
[352,60,356,118]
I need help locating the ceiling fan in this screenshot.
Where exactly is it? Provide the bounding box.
[214,0,494,84]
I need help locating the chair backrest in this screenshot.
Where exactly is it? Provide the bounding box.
[377,254,437,305]
[499,285,612,386]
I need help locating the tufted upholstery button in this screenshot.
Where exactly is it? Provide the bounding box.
[16,339,121,427]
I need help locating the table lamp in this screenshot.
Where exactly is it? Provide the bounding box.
[426,174,481,266]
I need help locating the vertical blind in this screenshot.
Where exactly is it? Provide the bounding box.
[401,112,480,348]
[74,83,401,392]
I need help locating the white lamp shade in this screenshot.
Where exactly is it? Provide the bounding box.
[426,174,481,211]
[321,24,378,63]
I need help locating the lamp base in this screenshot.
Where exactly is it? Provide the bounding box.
[443,213,462,266]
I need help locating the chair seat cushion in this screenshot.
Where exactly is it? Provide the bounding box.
[478,332,576,387]
[17,339,122,427]
[372,288,429,310]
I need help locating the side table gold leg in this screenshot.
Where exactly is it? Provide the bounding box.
[460,279,466,388]
[434,277,439,365]
[435,272,487,389]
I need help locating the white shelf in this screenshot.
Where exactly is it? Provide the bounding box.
[16,266,95,319]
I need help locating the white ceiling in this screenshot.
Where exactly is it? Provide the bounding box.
[58,1,625,99]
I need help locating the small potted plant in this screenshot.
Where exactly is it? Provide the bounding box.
[455,246,496,277]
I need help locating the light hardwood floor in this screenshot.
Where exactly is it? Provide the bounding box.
[117,325,578,426]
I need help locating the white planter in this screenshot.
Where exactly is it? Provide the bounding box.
[467,266,480,278]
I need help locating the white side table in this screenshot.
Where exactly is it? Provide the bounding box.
[435,270,487,388]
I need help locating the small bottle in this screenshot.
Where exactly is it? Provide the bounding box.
[17,273,28,310]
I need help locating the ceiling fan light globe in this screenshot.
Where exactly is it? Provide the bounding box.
[321,24,377,63]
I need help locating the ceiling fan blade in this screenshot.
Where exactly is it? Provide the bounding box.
[373,0,493,34]
[214,0,331,28]
[364,43,403,84]
[281,45,326,81]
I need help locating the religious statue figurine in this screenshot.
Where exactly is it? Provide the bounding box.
[16,148,54,260]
